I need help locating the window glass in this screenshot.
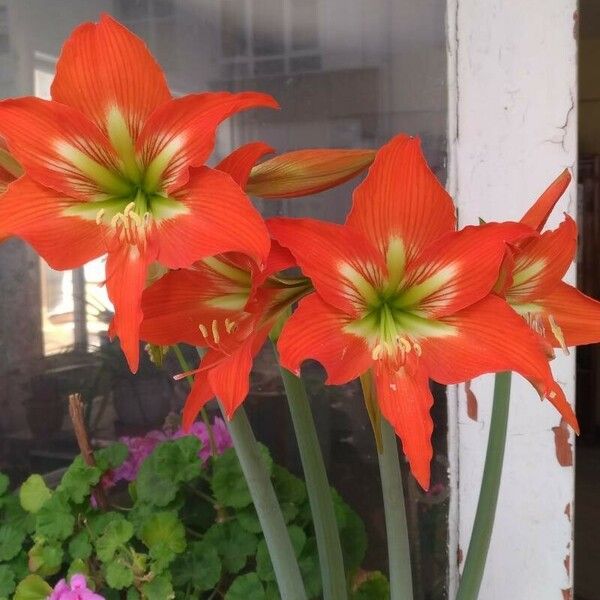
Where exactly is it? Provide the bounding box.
[0,1,448,597]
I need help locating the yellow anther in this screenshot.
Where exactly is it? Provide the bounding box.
[548,390,557,399]
[413,341,422,356]
[371,344,384,360]
[198,323,208,337]
[123,201,136,216]
[548,314,569,355]
[398,337,412,353]
[225,318,236,334]
[95,208,105,225]
[211,319,220,344]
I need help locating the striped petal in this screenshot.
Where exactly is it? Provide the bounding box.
[51,14,171,140]
[277,293,372,385]
[268,217,386,316]
[346,134,456,262]
[216,141,274,188]
[520,169,571,231]
[0,98,126,199]
[138,92,278,194]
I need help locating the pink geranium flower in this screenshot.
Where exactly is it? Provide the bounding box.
[48,574,104,600]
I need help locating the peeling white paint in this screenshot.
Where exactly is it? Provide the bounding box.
[446,1,577,598]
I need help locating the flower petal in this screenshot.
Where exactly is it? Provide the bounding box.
[106,243,157,373]
[157,167,271,270]
[182,371,215,431]
[346,134,456,261]
[537,281,600,347]
[0,98,126,198]
[507,215,576,303]
[216,141,274,188]
[267,217,386,316]
[419,294,578,431]
[277,293,372,385]
[51,14,171,140]
[138,92,279,193]
[140,265,243,347]
[246,148,376,198]
[402,222,533,317]
[374,366,433,490]
[520,169,571,231]
[0,176,105,269]
[208,328,270,418]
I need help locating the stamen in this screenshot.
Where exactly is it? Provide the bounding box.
[225,318,236,334]
[211,319,220,344]
[371,344,384,360]
[95,208,105,225]
[413,341,422,356]
[198,324,208,337]
[548,314,569,355]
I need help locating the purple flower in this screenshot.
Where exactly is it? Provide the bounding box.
[173,417,232,462]
[48,574,104,600]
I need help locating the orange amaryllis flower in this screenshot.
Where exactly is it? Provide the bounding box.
[498,170,600,413]
[140,244,309,427]
[268,134,573,489]
[140,145,309,426]
[0,15,277,371]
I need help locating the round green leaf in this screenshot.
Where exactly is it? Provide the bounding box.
[13,575,52,600]
[35,495,75,541]
[0,565,15,598]
[95,516,134,563]
[351,571,390,599]
[28,542,63,577]
[226,573,266,600]
[141,575,175,600]
[0,473,9,497]
[19,476,51,514]
[171,541,221,592]
[0,525,25,561]
[105,561,134,590]
[68,531,92,561]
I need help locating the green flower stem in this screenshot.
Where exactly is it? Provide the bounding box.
[171,344,217,455]
[456,371,512,600]
[221,402,308,600]
[276,360,348,600]
[379,418,414,600]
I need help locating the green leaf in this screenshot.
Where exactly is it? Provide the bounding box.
[141,575,175,600]
[272,465,307,505]
[171,541,221,592]
[332,489,367,571]
[236,506,262,534]
[58,457,101,504]
[226,573,266,600]
[0,565,15,598]
[95,443,128,472]
[95,515,134,563]
[0,525,25,561]
[2,495,34,535]
[67,558,89,578]
[264,582,281,600]
[140,511,186,570]
[13,575,52,600]
[204,522,257,574]
[68,530,92,560]
[298,537,322,599]
[7,553,29,581]
[136,437,202,507]
[126,588,141,600]
[0,473,9,497]
[105,560,134,590]
[211,445,272,509]
[19,476,51,514]
[256,526,306,582]
[35,494,75,541]
[28,542,63,577]
[351,571,390,599]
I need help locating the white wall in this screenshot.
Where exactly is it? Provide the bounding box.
[447,1,577,598]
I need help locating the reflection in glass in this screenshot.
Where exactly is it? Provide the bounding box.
[0,1,448,597]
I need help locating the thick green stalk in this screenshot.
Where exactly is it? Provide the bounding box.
[277,361,347,600]
[378,418,414,600]
[456,371,512,600]
[222,402,308,600]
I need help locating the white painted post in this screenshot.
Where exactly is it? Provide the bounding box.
[446,2,577,598]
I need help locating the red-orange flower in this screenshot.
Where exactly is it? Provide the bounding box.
[499,171,600,399]
[0,15,277,371]
[268,134,573,489]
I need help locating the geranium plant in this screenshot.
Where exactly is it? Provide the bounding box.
[0,13,596,600]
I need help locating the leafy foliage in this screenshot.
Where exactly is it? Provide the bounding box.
[0,434,385,598]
